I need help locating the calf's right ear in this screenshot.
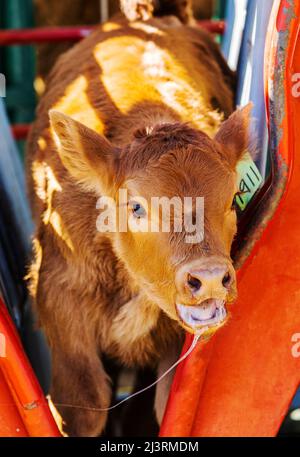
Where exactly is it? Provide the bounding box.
[49,110,117,195]
[214,103,253,169]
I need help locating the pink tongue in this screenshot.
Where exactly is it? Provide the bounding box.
[192,300,216,321]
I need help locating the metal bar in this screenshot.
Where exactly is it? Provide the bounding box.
[0,297,61,437]
[0,21,225,46]
[0,101,33,253]
[100,0,109,23]
[11,124,31,140]
[198,19,225,34]
[0,26,95,45]
[0,368,28,437]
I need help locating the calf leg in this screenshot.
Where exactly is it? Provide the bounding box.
[30,249,112,437]
[120,0,194,24]
[51,347,111,437]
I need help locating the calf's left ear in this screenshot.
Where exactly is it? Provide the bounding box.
[49,110,117,195]
[214,102,253,168]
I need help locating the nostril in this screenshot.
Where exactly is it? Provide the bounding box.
[187,274,202,292]
[222,272,231,288]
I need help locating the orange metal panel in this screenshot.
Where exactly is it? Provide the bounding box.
[0,298,61,437]
[0,369,28,437]
[160,0,300,437]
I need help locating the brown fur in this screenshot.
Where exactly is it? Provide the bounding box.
[34,0,102,80]
[26,13,250,436]
[34,0,214,81]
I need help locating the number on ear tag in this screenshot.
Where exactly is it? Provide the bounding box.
[236,153,263,211]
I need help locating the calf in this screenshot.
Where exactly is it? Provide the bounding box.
[26,10,250,436]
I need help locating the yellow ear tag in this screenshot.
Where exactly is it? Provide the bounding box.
[236,153,263,211]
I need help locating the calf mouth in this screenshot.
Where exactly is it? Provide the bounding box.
[176,299,228,334]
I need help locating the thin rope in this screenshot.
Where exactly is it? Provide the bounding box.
[100,0,109,23]
[54,328,207,413]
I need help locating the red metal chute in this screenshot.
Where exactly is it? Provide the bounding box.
[0,298,61,437]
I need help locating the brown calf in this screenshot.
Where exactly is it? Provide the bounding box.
[26,11,250,436]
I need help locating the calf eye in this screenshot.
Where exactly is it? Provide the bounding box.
[129,201,147,219]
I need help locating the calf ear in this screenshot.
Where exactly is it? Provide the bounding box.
[214,103,253,168]
[49,110,116,195]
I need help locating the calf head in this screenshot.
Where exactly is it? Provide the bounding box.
[50,104,251,336]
